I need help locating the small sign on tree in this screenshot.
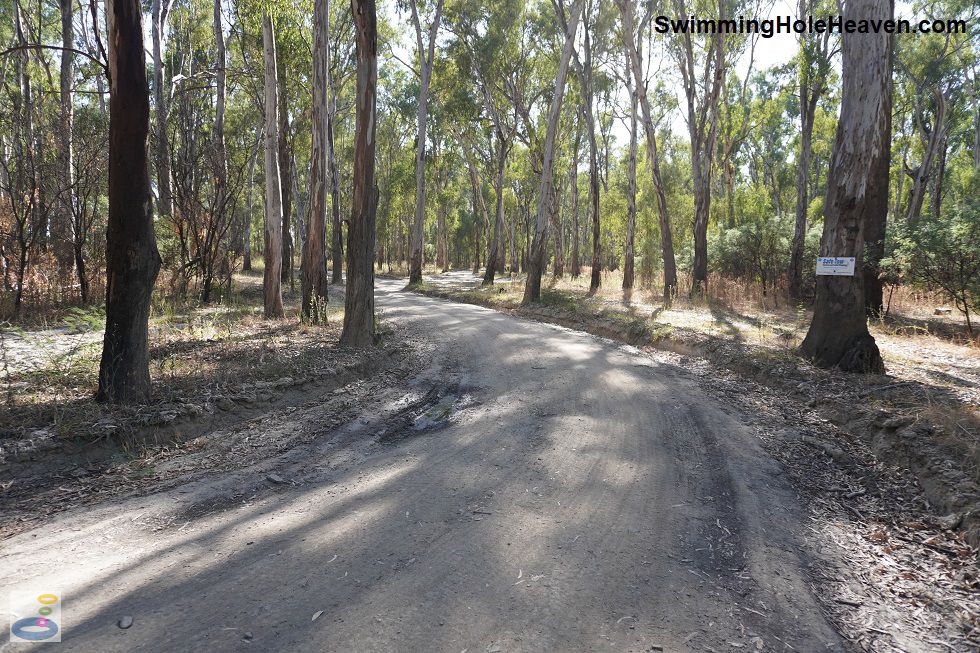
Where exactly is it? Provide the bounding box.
[816,257,856,276]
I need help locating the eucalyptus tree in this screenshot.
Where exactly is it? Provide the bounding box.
[564,0,601,292]
[406,0,445,286]
[447,0,525,284]
[302,0,330,322]
[789,0,835,299]
[523,0,583,304]
[616,0,677,300]
[97,0,162,402]
[669,0,738,295]
[801,0,893,373]
[262,9,284,318]
[340,0,379,347]
[152,0,174,220]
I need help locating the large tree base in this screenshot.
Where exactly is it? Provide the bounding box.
[801,331,885,374]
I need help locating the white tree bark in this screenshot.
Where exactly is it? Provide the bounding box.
[262,11,284,318]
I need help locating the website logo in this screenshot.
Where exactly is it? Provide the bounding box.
[9,589,62,642]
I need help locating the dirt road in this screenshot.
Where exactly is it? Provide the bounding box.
[0,279,845,651]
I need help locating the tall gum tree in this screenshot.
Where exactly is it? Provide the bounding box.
[672,0,727,296]
[340,0,378,347]
[262,10,285,318]
[523,0,583,304]
[800,0,893,374]
[789,0,834,300]
[616,0,677,301]
[302,0,331,322]
[407,0,445,286]
[97,0,162,402]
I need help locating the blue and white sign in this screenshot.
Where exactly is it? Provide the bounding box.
[816,257,856,276]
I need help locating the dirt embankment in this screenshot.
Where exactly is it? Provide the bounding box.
[0,325,427,540]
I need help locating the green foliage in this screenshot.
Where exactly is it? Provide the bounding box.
[885,173,980,337]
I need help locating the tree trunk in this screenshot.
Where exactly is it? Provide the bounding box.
[262,11,284,318]
[97,0,162,403]
[617,0,676,301]
[569,129,581,277]
[568,11,601,294]
[340,0,377,347]
[790,81,818,300]
[552,168,564,278]
[407,0,445,285]
[906,90,947,224]
[483,130,508,285]
[243,127,261,271]
[800,0,891,374]
[211,0,228,298]
[326,3,344,284]
[523,0,582,304]
[57,0,75,270]
[279,82,294,285]
[675,0,725,296]
[302,0,330,322]
[623,78,638,292]
[151,0,172,220]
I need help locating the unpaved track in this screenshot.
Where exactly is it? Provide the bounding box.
[0,279,845,652]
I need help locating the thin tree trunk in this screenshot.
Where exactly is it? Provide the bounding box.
[210,0,228,300]
[523,0,582,304]
[483,130,509,285]
[801,0,891,374]
[97,0,162,402]
[790,82,818,300]
[279,81,293,285]
[552,168,564,278]
[262,11,284,318]
[302,0,330,322]
[326,5,344,283]
[57,0,75,270]
[569,128,581,277]
[407,0,444,285]
[340,0,377,347]
[243,127,261,271]
[617,0,676,301]
[151,0,172,220]
[623,75,638,293]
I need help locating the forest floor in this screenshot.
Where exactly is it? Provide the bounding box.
[0,272,977,651]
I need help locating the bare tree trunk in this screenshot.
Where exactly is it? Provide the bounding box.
[617,0,676,301]
[523,0,582,304]
[801,0,891,374]
[931,136,946,220]
[340,0,377,347]
[302,0,330,322]
[262,11,284,318]
[483,130,509,285]
[567,4,601,294]
[407,0,445,285]
[243,127,261,271]
[569,128,581,277]
[97,0,162,403]
[211,0,228,298]
[462,138,492,275]
[279,81,294,285]
[552,170,564,278]
[326,1,344,284]
[906,90,947,224]
[674,0,725,296]
[55,0,75,271]
[151,0,172,220]
[623,74,638,292]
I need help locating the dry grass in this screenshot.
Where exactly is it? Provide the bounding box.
[0,268,346,444]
